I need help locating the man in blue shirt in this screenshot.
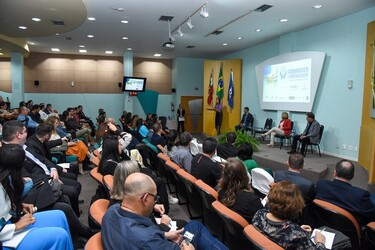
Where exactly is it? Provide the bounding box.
[17,106,39,129]
[102,172,228,250]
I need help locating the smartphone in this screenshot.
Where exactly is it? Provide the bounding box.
[178,231,194,245]
[72,138,78,142]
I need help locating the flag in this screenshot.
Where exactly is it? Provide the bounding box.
[207,71,214,106]
[228,70,234,109]
[216,63,224,100]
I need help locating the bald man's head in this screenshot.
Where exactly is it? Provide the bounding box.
[122,173,157,216]
[124,172,156,197]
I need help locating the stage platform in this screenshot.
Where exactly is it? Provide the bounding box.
[253,141,369,191]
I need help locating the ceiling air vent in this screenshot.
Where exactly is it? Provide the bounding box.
[254,4,273,12]
[64,37,72,40]
[211,30,223,35]
[186,46,195,49]
[159,16,174,22]
[51,20,65,26]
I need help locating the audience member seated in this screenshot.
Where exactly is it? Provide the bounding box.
[26,100,33,110]
[65,108,93,143]
[96,109,106,126]
[261,112,291,147]
[77,105,96,135]
[163,129,179,157]
[171,132,193,173]
[150,123,166,147]
[97,132,172,210]
[110,160,183,230]
[235,107,253,131]
[28,104,43,124]
[17,106,39,130]
[0,101,18,124]
[0,145,74,250]
[38,103,49,121]
[216,132,239,159]
[288,112,320,155]
[191,137,222,189]
[43,103,54,115]
[1,143,93,248]
[218,158,263,223]
[252,181,326,249]
[46,116,90,174]
[274,153,315,205]
[102,172,228,250]
[22,123,82,216]
[316,160,375,226]
[236,142,273,177]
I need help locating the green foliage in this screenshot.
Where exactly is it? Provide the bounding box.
[218,129,260,151]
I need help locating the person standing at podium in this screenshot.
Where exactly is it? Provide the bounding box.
[214,98,223,135]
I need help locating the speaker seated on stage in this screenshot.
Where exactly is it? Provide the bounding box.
[288,112,320,155]
[235,107,253,131]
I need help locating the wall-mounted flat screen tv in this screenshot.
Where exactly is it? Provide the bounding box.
[122,76,147,92]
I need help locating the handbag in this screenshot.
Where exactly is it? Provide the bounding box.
[22,178,62,209]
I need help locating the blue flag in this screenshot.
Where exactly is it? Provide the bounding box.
[228,70,234,109]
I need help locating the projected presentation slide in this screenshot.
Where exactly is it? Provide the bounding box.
[125,78,144,91]
[263,59,311,103]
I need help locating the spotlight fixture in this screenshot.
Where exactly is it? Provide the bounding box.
[163,20,175,49]
[177,26,183,36]
[200,5,209,18]
[186,18,194,29]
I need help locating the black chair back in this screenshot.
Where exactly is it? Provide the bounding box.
[313,199,360,249]
[264,118,273,130]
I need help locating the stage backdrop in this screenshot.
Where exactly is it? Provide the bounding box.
[203,59,242,136]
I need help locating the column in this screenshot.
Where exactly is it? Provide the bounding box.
[123,51,134,113]
[11,52,25,107]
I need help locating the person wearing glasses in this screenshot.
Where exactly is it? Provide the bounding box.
[102,172,228,250]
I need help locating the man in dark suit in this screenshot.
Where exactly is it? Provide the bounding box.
[288,112,320,155]
[274,153,315,205]
[316,160,375,226]
[217,132,239,160]
[235,107,253,131]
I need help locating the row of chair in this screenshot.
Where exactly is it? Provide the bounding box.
[156,150,282,249]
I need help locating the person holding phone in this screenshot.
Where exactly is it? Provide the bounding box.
[102,172,228,250]
[177,103,185,133]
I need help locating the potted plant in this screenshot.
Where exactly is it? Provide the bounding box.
[218,129,260,151]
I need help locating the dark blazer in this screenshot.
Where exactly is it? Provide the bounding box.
[217,143,239,160]
[25,134,63,176]
[316,179,375,225]
[241,113,253,127]
[302,119,320,144]
[274,170,315,204]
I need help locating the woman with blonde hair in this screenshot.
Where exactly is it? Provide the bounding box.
[218,158,263,223]
[252,181,326,249]
[261,112,291,147]
[46,115,90,174]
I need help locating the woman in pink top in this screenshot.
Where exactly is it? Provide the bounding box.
[261,112,291,147]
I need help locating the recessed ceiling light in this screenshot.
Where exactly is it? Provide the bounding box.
[79,45,85,48]
[105,51,113,54]
[0,53,3,56]
[255,28,262,32]
[0,48,2,50]
[28,42,35,45]
[87,34,94,38]
[79,49,87,53]
[312,5,322,9]
[56,33,60,36]
[31,17,41,22]
[237,37,242,40]
[122,37,128,40]
[127,48,132,51]
[87,17,96,21]
[51,48,60,52]
[222,43,228,46]
[279,18,288,23]
[154,54,162,57]
[18,26,27,30]
[121,20,128,24]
